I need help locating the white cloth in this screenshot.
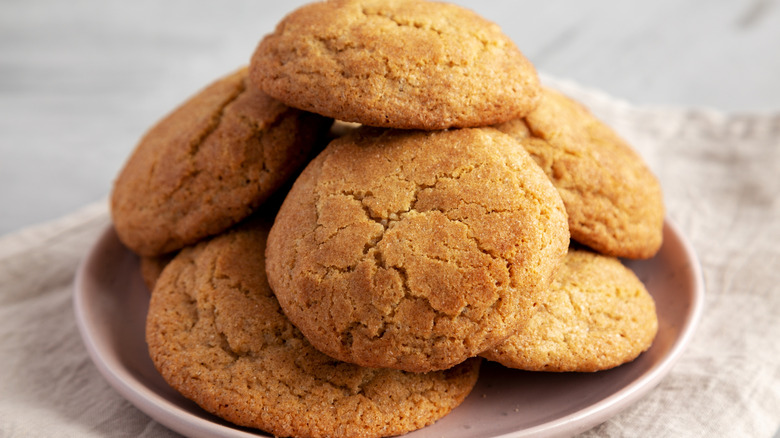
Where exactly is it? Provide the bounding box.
[1,80,778,437]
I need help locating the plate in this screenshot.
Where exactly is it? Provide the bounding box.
[74,219,704,438]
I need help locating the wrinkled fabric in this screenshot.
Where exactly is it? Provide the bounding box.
[1,78,778,437]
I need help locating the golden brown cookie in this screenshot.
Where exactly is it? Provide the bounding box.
[250,0,541,130]
[481,248,658,372]
[111,67,332,257]
[146,214,481,438]
[265,127,569,372]
[139,253,174,291]
[495,88,664,259]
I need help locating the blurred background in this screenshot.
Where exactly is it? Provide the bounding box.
[1,0,779,235]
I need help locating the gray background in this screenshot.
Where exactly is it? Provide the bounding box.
[2,0,779,235]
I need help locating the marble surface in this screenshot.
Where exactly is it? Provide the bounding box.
[1,0,779,235]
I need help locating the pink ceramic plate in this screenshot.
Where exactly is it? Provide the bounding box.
[74,219,704,438]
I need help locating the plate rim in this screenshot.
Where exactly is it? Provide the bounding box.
[73,218,705,438]
[502,218,706,437]
[73,228,266,438]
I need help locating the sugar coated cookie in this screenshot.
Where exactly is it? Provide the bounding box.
[495,88,664,259]
[265,127,569,372]
[139,253,173,291]
[250,0,541,130]
[481,248,658,372]
[146,215,481,438]
[111,67,332,256]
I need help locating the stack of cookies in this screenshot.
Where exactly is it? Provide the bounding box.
[110,1,664,437]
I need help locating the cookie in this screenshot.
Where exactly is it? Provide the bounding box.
[139,253,174,291]
[111,66,332,256]
[481,248,658,372]
[265,127,569,372]
[145,214,481,438]
[249,0,541,130]
[494,88,664,259]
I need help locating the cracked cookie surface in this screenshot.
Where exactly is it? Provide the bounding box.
[145,214,481,438]
[249,0,541,130]
[265,127,569,372]
[481,248,658,372]
[495,88,664,259]
[111,67,332,256]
